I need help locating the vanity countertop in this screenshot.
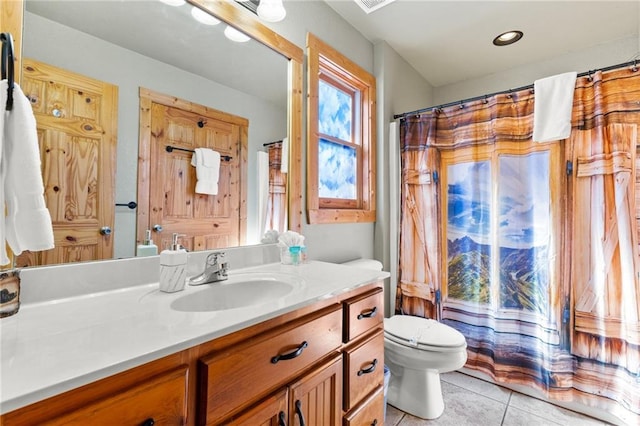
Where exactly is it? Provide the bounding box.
[0,260,389,414]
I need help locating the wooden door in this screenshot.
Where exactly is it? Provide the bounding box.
[17,59,118,266]
[138,89,247,252]
[288,355,342,426]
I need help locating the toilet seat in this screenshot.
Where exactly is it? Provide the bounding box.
[384,315,466,352]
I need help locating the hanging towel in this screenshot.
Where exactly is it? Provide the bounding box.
[190,147,221,195]
[532,71,577,143]
[280,137,288,173]
[0,81,54,265]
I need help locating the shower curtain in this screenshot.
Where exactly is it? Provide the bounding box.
[397,67,640,423]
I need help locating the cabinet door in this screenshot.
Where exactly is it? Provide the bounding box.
[43,367,188,425]
[227,388,288,426]
[289,354,342,426]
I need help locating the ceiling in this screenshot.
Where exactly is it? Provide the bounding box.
[24,0,288,106]
[324,0,640,88]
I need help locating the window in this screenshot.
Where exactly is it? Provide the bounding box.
[306,33,376,224]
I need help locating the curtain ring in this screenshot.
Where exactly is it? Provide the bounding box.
[483,95,489,104]
[459,101,464,109]
[631,59,638,72]
[587,70,594,81]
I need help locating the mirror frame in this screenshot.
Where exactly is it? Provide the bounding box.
[187,0,303,234]
[1,0,301,269]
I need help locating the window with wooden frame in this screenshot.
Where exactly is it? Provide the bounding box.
[306,33,376,224]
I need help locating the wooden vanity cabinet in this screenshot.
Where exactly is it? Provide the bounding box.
[230,355,343,426]
[342,287,385,426]
[1,282,385,426]
[198,305,343,424]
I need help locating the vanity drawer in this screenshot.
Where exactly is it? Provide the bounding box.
[343,386,384,426]
[343,329,384,411]
[44,367,188,425]
[343,287,383,342]
[199,305,343,423]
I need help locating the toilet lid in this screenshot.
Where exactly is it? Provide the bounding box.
[384,315,466,348]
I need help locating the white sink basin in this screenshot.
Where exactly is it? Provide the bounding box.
[170,272,304,312]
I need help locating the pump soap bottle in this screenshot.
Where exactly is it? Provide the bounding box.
[159,233,187,293]
[136,230,158,257]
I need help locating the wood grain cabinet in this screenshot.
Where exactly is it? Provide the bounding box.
[342,287,385,425]
[1,282,385,426]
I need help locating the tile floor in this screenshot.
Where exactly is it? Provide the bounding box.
[385,371,612,426]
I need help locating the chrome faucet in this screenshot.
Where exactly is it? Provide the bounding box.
[188,251,229,286]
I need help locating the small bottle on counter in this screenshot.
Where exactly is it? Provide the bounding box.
[300,246,308,264]
[289,246,301,266]
[136,229,158,257]
[159,233,187,293]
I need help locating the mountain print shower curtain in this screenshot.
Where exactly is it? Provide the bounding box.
[397,66,640,424]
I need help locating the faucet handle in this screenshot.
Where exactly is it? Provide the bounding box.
[205,251,225,266]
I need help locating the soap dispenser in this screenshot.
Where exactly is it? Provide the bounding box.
[136,230,158,257]
[159,233,188,293]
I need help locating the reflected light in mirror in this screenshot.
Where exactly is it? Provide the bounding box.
[159,0,186,6]
[224,25,251,43]
[191,5,221,25]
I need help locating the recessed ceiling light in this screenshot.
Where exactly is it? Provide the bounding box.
[493,30,523,46]
[191,6,221,25]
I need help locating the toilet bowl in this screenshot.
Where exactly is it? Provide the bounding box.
[340,258,468,419]
[384,315,467,419]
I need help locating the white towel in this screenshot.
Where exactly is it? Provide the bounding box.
[190,148,221,195]
[0,81,54,265]
[280,137,288,173]
[532,71,577,143]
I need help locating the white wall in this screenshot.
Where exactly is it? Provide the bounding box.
[433,35,639,106]
[23,12,287,258]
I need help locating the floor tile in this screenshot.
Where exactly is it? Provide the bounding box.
[395,381,507,425]
[508,391,607,425]
[502,405,563,426]
[441,371,512,404]
[385,404,405,426]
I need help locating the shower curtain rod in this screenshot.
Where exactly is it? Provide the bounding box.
[393,59,639,120]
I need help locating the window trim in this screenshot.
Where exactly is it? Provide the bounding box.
[306,32,376,224]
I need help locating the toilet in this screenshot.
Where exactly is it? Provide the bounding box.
[384,315,467,419]
[342,258,468,420]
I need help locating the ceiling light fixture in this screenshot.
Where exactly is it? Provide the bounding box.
[493,30,523,46]
[224,25,251,43]
[191,6,221,25]
[257,0,286,22]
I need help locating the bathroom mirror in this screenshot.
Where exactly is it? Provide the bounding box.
[18,0,303,266]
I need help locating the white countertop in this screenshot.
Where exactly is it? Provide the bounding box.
[0,260,388,414]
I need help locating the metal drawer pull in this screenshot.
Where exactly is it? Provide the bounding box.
[371,420,378,426]
[357,306,377,320]
[140,419,155,426]
[271,341,308,364]
[357,358,378,376]
[278,411,286,426]
[295,400,306,426]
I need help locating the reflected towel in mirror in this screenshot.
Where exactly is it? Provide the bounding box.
[191,148,221,195]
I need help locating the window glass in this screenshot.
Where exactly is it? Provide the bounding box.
[318,79,352,141]
[318,138,357,199]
